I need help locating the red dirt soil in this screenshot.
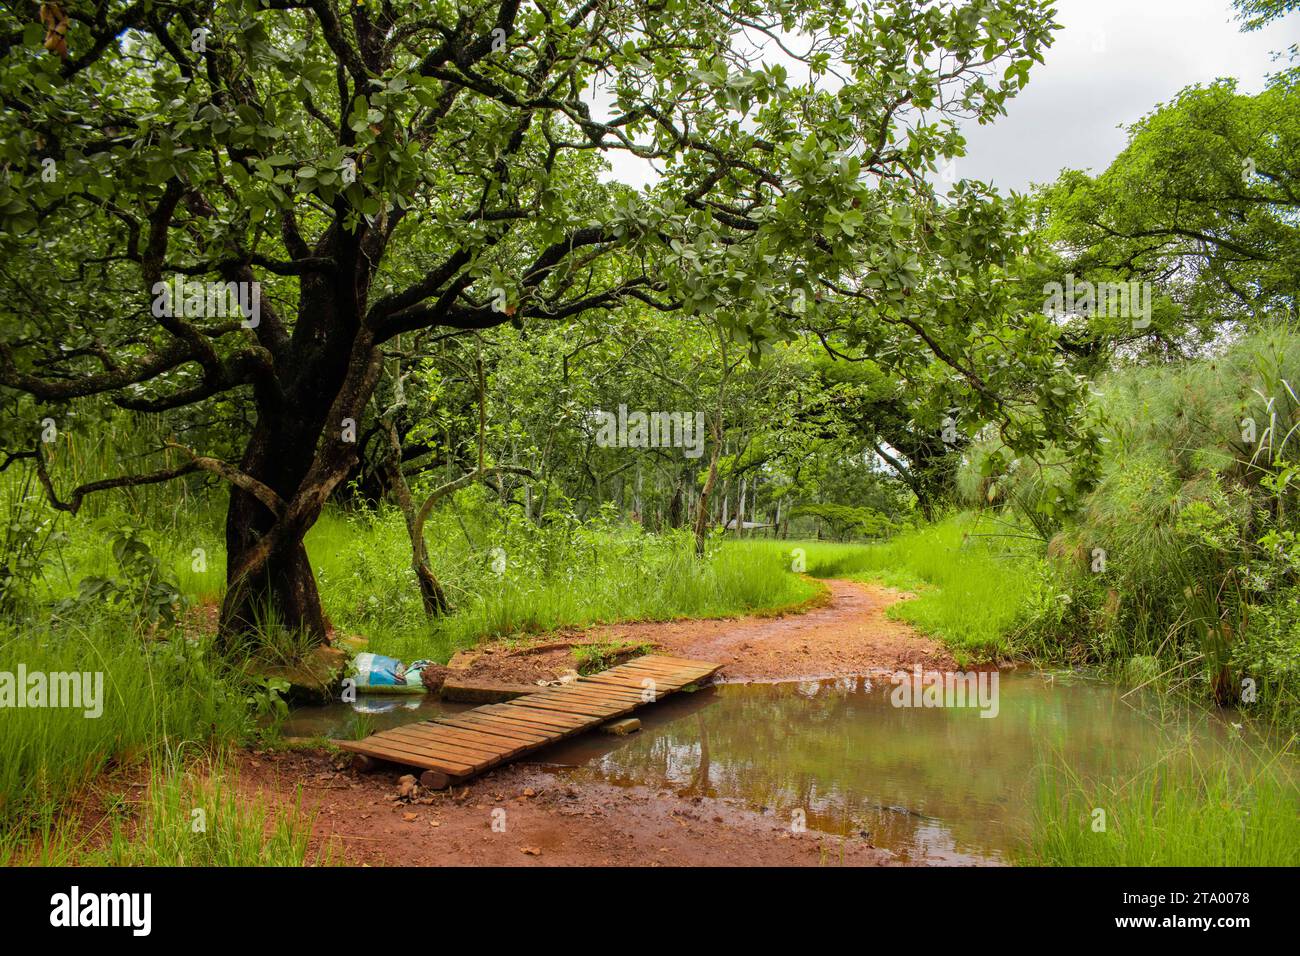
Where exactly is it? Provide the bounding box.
[239,749,897,866]
[236,579,957,866]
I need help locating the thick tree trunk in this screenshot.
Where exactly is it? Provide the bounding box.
[221,420,330,646]
[217,258,382,649]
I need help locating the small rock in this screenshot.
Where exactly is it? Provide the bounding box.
[402,812,418,822]
[600,718,641,736]
[519,846,541,856]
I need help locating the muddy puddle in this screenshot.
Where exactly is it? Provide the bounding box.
[283,670,1259,863]
[280,693,473,739]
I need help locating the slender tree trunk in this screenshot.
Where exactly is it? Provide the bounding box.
[692,423,722,556]
[384,420,449,616]
[736,476,747,538]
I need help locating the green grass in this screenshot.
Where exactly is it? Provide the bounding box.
[304,510,823,663]
[0,621,249,836]
[1025,739,1300,866]
[3,751,325,866]
[751,514,1048,662]
[92,753,323,866]
[11,489,825,666]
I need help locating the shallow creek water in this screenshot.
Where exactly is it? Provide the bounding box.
[282,670,1255,863]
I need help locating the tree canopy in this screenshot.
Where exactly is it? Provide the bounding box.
[0,0,1080,644]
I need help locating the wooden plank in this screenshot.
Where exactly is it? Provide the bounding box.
[617,662,713,680]
[615,659,688,674]
[439,714,555,743]
[561,679,648,696]
[416,724,533,757]
[641,654,721,669]
[339,654,719,781]
[506,696,627,719]
[436,714,552,744]
[355,729,496,769]
[581,674,689,692]
[354,727,493,764]
[550,692,644,709]
[337,738,478,775]
[480,703,589,729]
[581,667,683,683]
[547,686,645,705]
[481,700,591,723]
[378,725,509,762]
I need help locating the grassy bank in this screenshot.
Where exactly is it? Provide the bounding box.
[1026,739,1300,866]
[5,752,324,866]
[305,506,822,662]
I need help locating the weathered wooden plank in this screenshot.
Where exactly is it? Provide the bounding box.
[580,674,690,692]
[616,659,689,674]
[435,714,552,744]
[378,725,508,762]
[478,704,588,731]
[340,654,719,784]
[337,737,478,775]
[416,724,533,757]
[354,729,494,768]
[439,713,555,741]
[557,680,647,696]
[546,687,645,706]
[506,696,628,718]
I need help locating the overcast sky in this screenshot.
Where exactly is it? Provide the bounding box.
[600,0,1298,194]
[957,0,1298,192]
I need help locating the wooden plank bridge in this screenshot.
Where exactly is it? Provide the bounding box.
[337,654,721,788]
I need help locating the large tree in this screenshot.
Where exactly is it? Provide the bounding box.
[1036,71,1299,367]
[0,0,1060,646]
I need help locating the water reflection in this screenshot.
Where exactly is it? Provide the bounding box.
[535,672,1257,863]
[279,693,470,737]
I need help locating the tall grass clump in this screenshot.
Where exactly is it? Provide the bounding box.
[0,621,249,836]
[308,493,821,662]
[768,514,1050,662]
[1026,738,1300,866]
[90,751,324,866]
[3,750,326,866]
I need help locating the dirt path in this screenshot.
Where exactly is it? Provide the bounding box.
[245,578,957,866]
[449,578,954,686]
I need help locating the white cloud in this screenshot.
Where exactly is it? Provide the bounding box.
[957,0,1299,192]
